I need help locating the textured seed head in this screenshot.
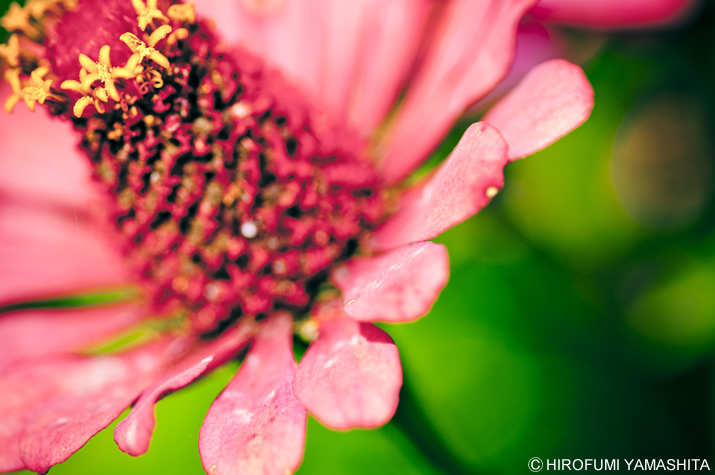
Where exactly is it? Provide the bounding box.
[15,0,388,335]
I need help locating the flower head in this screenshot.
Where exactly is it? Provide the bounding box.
[0,0,593,473]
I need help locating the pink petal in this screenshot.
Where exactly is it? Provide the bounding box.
[473,22,567,111]
[114,325,252,456]
[0,339,175,474]
[194,0,323,101]
[199,315,306,475]
[293,315,402,430]
[195,0,434,136]
[529,0,698,29]
[314,0,434,134]
[0,303,145,371]
[318,1,383,121]
[0,91,99,209]
[378,0,537,184]
[484,59,594,161]
[371,122,508,251]
[332,242,449,323]
[344,0,435,136]
[0,201,129,305]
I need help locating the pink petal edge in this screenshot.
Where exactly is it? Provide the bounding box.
[0,339,176,474]
[194,0,434,137]
[194,0,324,108]
[483,59,594,161]
[0,303,146,372]
[379,0,537,184]
[472,22,568,111]
[313,0,434,136]
[293,314,402,430]
[114,325,252,456]
[344,0,436,137]
[0,89,99,209]
[332,242,449,323]
[371,122,508,251]
[0,201,129,305]
[199,315,306,475]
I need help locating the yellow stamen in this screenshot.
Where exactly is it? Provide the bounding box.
[3,68,23,113]
[148,24,173,47]
[107,122,124,140]
[34,65,50,77]
[131,0,168,31]
[135,66,163,94]
[167,28,189,46]
[94,88,109,103]
[60,0,78,9]
[0,34,21,68]
[61,77,111,118]
[1,3,41,39]
[60,79,83,93]
[76,45,134,102]
[70,87,109,117]
[26,0,63,18]
[115,92,138,116]
[120,24,172,72]
[21,67,54,111]
[167,3,195,23]
[149,68,163,88]
[72,96,93,117]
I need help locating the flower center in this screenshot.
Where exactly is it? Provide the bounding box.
[3,0,387,334]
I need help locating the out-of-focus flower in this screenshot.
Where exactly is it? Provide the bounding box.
[480,0,700,108]
[0,0,593,473]
[530,0,699,30]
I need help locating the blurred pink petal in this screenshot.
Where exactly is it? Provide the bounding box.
[315,1,374,119]
[344,0,435,136]
[372,122,508,251]
[0,304,145,371]
[293,315,402,430]
[317,0,436,134]
[194,0,323,102]
[114,326,251,456]
[0,339,174,473]
[379,0,537,184]
[529,0,698,29]
[333,242,449,323]
[199,315,306,475]
[0,203,129,304]
[0,92,98,209]
[484,59,594,161]
[196,0,435,136]
[474,22,567,110]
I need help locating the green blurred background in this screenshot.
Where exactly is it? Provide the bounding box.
[3,1,715,474]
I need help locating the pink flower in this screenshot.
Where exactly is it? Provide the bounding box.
[0,0,593,473]
[530,0,699,29]
[481,0,700,108]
